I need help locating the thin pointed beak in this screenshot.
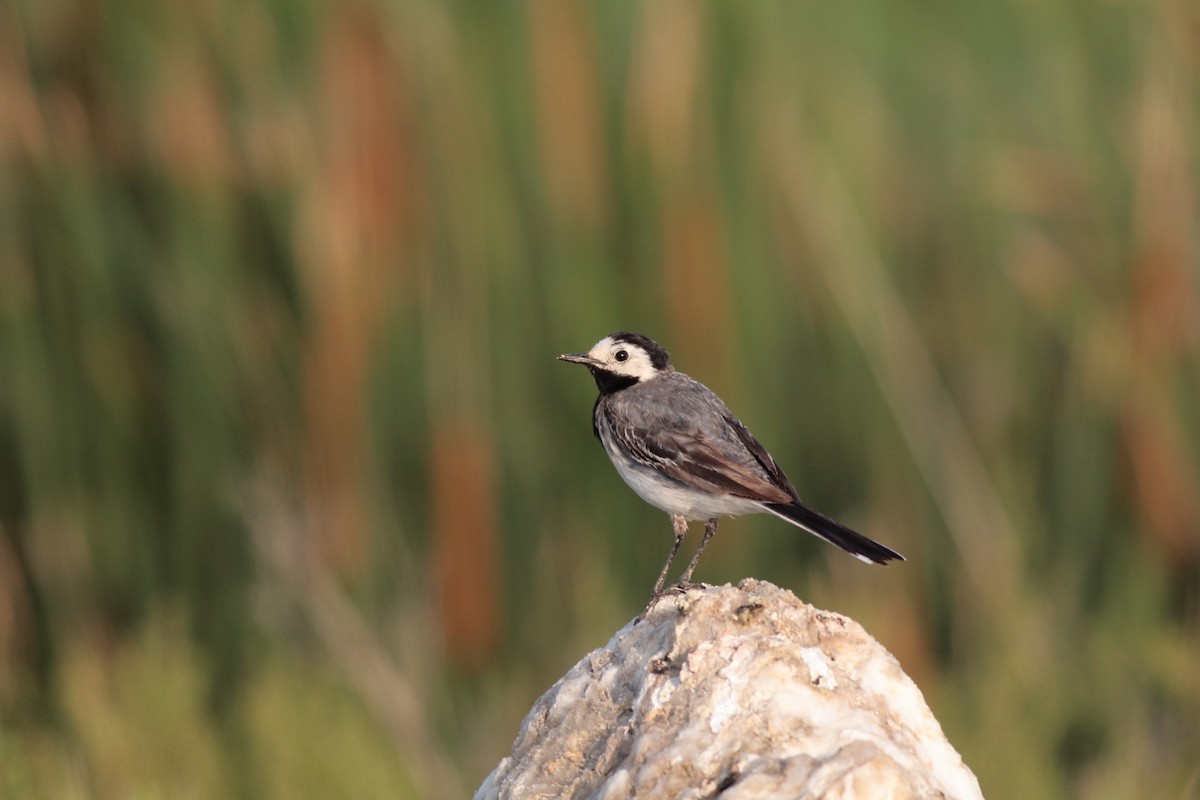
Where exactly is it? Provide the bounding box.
[558,352,600,367]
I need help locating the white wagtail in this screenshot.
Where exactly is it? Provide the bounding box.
[559,332,903,607]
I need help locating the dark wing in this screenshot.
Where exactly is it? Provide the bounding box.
[603,406,794,504]
[722,413,802,501]
[724,415,905,564]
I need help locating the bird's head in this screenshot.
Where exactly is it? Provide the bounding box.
[558,332,672,392]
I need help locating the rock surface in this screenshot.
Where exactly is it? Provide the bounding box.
[476,579,983,800]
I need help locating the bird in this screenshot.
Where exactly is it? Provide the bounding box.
[558,332,903,610]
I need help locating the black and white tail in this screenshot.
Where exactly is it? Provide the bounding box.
[763,502,904,565]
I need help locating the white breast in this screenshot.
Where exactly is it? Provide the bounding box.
[597,422,766,521]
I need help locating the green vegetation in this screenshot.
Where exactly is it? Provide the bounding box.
[1,1,1197,798]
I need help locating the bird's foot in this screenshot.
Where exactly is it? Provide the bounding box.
[636,581,708,623]
[635,594,660,623]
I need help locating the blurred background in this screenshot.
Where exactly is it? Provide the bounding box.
[1,0,1198,797]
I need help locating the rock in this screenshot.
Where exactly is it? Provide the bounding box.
[476,579,983,800]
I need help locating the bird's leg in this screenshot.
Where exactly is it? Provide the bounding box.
[652,515,689,596]
[641,515,688,617]
[676,518,718,589]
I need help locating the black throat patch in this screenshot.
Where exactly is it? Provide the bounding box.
[590,368,639,395]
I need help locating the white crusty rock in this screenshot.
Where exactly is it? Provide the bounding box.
[476,579,983,800]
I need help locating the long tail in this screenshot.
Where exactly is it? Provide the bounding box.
[763,502,904,565]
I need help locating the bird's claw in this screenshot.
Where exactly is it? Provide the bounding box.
[636,581,710,623]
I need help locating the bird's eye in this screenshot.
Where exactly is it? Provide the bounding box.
[615,350,629,363]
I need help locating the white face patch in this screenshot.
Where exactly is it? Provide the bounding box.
[588,336,662,381]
